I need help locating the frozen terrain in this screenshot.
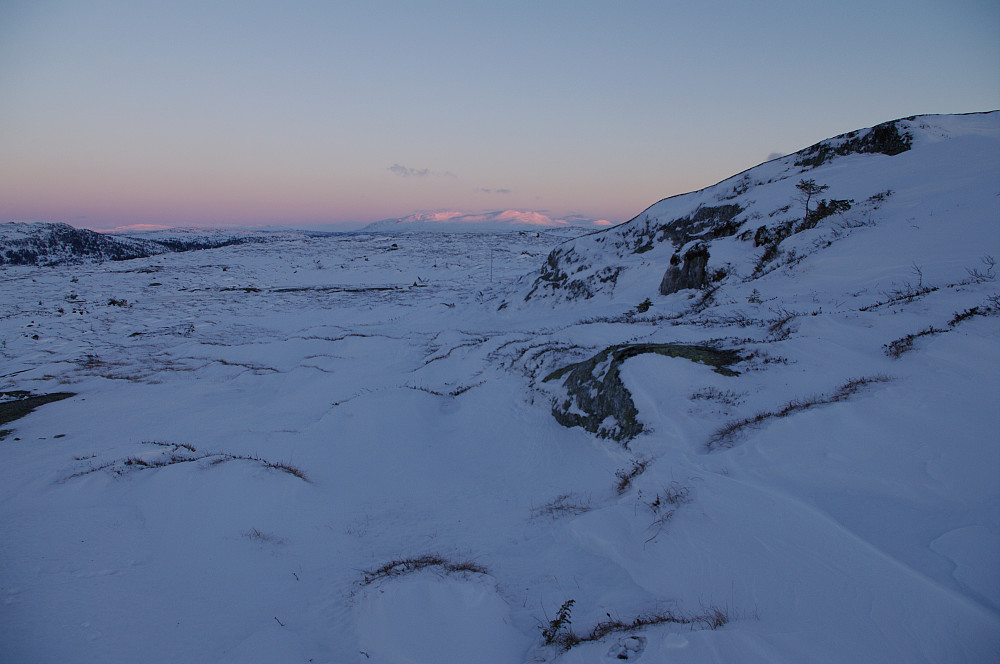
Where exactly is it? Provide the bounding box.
[1,112,998,663]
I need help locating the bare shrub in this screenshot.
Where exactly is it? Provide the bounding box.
[359,554,489,587]
[615,457,652,494]
[708,375,891,450]
[541,600,729,651]
[531,493,592,520]
[643,481,694,543]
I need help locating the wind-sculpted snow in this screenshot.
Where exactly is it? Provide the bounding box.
[1,113,998,663]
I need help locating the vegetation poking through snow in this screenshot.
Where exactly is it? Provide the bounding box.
[65,441,309,482]
[884,326,949,358]
[405,382,485,397]
[884,297,998,357]
[541,599,576,647]
[643,481,694,543]
[530,493,592,519]
[707,375,891,450]
[359,555,489,587]
[244,528,285,544]
[615,457,652,494]
[541,598,729,651]
[690,386,744,406]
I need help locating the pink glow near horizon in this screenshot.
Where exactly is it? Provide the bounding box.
[2,2,997,231]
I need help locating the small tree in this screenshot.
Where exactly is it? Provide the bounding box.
[795,179,829,219]
[542,599,577,647]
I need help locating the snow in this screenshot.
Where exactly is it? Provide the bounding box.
[1,112,998,662]
[357,573,529,663]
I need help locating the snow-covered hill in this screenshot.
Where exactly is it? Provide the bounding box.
[0,223,282,266]
[0,112,997,663]
[0,222,168,265]
[515,112,998,306]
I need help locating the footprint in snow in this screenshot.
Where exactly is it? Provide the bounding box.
[608,635,646,660]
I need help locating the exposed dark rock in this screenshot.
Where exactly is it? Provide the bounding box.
[795,120,912,169]
[543,344,740,443]
[0,391,75,426]
[659,243,710,295]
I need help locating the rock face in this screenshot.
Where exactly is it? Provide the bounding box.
[542,343,740,442]
[659,242,710,295]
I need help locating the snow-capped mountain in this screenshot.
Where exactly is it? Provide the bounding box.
[361,209,613,233]
[0,112,997,663]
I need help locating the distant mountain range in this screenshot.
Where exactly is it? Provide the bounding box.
[360,209,614,233]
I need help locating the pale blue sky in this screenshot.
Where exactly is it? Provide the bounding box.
[1,0,997,229]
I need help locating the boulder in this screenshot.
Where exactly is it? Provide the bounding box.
[659,242,710,295]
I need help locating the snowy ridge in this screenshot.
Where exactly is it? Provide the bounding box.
[0,223,296,266]
[516,111,998,305]
[0,222,168,265]
[0,112,998,663]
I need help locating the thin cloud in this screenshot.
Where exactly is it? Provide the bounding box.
[476,188,512,194]
[388,163,431,177]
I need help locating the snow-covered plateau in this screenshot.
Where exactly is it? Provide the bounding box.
[1,112,998,663]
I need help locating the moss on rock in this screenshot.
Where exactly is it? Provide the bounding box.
[543,344,739,443]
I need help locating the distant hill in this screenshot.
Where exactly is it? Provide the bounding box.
[360,209,614,233]
[0,223,273,266]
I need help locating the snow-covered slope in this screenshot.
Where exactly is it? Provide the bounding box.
[515,112,998,306]
[0,113,997,663]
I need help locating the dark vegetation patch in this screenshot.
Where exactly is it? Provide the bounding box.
[615,457,652,494]
[530,493,592,520]
[707,375,891,451]
[884,326,948,358]
[272,285,402,293]
[66,440,308,482]
[541,599,729,651]
[0,391,75,427]
[405,382,484,397]
[544,344,740,443]
[884,301,998,358]
[359,555,489,587]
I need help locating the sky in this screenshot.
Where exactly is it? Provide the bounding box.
[1,0,998,231]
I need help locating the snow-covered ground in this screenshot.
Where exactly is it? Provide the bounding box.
[1,113,998,663]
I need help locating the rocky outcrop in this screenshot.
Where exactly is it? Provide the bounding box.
[659,242,710,295]
[543,343,740,443]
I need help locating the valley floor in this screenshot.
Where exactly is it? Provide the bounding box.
[1,228,998,663]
